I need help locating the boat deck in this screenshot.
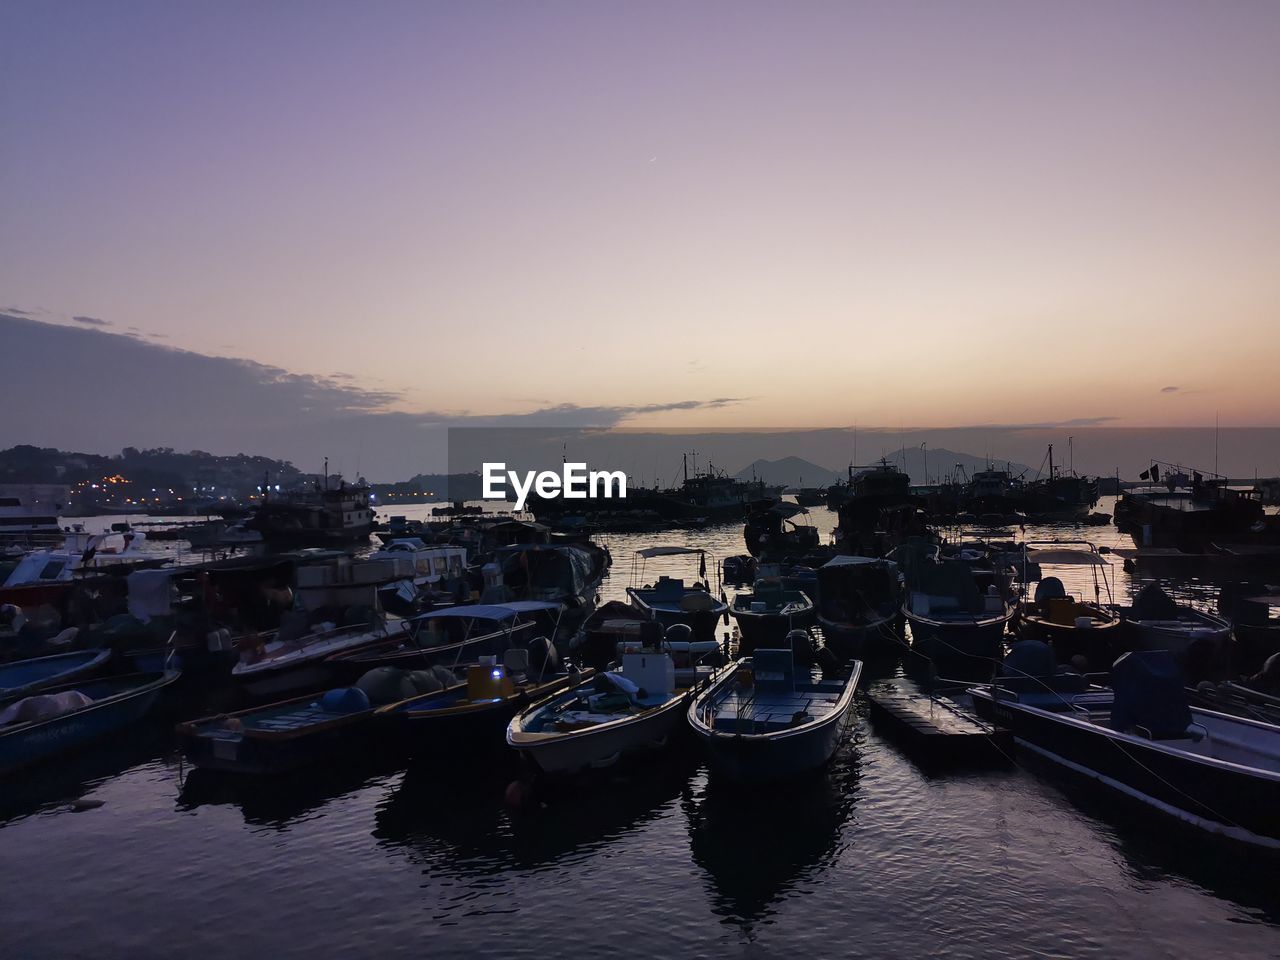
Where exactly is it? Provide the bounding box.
[711,682,844,733]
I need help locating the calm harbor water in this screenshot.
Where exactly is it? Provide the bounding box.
[3,499,1278,958]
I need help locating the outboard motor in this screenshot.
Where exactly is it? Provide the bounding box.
[1111,650,1192,738]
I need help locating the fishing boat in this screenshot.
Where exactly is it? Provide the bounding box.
[898,544,1015,665]
[969,650,1280,850]
[815,555,905,656]
[1218,584,1280,675]
[232,619,410,699]
[1120,583,1232,681]
[688,648,862,782]
[378,649,592,750]
[729,582,815,655]
[0,648,112,699]
[743,500,820,560]
[326,602,559,682]
[626,547,729,643]
[507,645,724,775]
[176,666,458,774]
[1014,542,1121,671]
[0,670,179,776]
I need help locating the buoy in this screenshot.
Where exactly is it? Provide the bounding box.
[504,779,534,809]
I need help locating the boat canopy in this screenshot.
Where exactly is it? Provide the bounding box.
[1024,548,1109,566]
[410,601,558,623]
[821,555,881,568]
[636,546,704,558]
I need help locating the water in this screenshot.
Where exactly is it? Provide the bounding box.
[4,500,1278,957]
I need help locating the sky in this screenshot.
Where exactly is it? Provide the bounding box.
[2,1,1279,463]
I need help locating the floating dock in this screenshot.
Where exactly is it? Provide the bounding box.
[865,682,1013,766]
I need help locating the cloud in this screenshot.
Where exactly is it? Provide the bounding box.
[4,306,34,316]
[72,315,112,327]
[1161,385,1180,393]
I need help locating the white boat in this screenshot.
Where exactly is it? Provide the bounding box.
[507,648,723,774]
[688,651,862,782]
[0,484,67,546]
[231,619,410,699]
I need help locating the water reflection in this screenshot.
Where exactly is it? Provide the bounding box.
[683,731,864,924]
[0,726,171,827]
[176,754,404,827]
[374,749,699,875]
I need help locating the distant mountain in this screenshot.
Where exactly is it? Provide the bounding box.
[734,450,1036,488]
[734,457,843,489]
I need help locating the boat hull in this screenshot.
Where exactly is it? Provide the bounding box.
[508,680,695,775]
[907,607,1012,665]
[817,611,904,658]
[689,661,862,783]
[0,648,112,700]
[0,671,179,776]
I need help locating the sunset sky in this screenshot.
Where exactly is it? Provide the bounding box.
[3,1,1278,436]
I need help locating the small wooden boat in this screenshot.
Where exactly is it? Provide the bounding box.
[1013,543,1121,671]
[969,650,1280,850]
[814,556,905,656]
[1120,584,1231,681]
[903,554,1015,665]
[729,583,815,655]
[0,648,112,699]
[626,547,729,643]
[325,602,557,682]
[378,651,593,751]
[176,670,453,774]
[0,671,179,776]
[231,619,409,699]
[688,650,862,782]
[507,649,723,775]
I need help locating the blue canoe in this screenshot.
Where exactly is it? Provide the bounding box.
[0,648,113,700]
[688,650,863,783]
[0,671,180,776]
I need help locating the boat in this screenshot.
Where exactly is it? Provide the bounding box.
[1218,584,1280,675]
[897,543,1015,665]
[378,649,592,751]
[742,500,820,560]
[176,667,458,774]
[688,648,861,782]
[0,483,67,547]
[969,649,1280,850]
[626,547,729,643]
[507,644,724,775]
[0,648,112,699]
[245,471,375,546]
[326,602,560,682]
[1013,541,1121,671]
[231,618,410,699]
[814,555,905,656]
[729,582,815,655]
[1120,583,1232,681]
[0,671,179,775]
[1114,464,1265,551]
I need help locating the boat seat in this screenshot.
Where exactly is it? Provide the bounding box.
[48,627,80,647]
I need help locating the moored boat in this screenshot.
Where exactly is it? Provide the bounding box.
[0,670,179,776]
[1120,583,1231,681]
[814,555,905,656]
[969,650,1280,850]
[0,648,112,699]
[507,645,724,775]
[232,619,410,699]
[898,545,1015,665]
[626,547,729,643]
[176,667,457,774]
[688,649,862,782]
[1013,542,1121,671]
[326,602,559,682]
[729,582,815,655]
[378,650,592,751]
